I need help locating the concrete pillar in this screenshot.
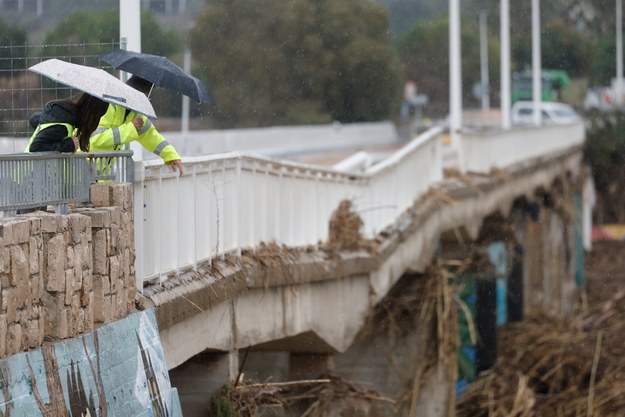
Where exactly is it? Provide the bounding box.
[525,202,544,314]
[486,241,508,327]
[573,190,585,289]
[475,262,497,373]
[228,349,239,383]
[169,352,232,417]
[508,243,524,322]
[288,353,334,381]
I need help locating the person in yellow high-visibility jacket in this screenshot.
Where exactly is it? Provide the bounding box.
[89,75,184,176]
[26,93,108,153]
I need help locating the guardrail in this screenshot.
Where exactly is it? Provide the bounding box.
[459,122,586,173]
[0,151,133,215]
[137,126,445,284]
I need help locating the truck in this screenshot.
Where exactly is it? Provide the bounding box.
[511,69,571,102]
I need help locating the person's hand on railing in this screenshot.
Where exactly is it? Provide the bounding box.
[132,116,144,133]
[168,159,184,176]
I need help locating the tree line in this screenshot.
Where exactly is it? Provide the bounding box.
[0,0,621,127]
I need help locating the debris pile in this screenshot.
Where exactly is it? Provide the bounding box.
[208,372,394,417]
[326,200,378,252]
[457,241,625,417]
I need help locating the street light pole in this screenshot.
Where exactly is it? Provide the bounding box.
[479,11,490,112]
[120,0,141,53]
[500,0,511,128]
[120,0,145,292]
[531,0,542,126]
[449,0,462,152]
[616,0,623,107]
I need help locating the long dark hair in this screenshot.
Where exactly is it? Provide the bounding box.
[73,93,108,152]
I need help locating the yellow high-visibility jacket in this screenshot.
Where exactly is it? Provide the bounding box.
[25,122,75,152]
[89,104,181,163]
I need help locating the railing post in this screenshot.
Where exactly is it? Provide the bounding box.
[192,163,198,271]
[234,157,242,257]
[133,160,145,293]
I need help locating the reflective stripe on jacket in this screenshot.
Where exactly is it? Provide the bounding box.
[90,104,181,163]
[25,122,74,153]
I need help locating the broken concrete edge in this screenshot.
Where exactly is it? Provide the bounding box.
[140,249,382,331]
[140,146,585,333]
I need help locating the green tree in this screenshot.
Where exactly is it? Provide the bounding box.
[189,0,401,127]
[0,17,27,75]
[589,36,623,86]
[395,15,500,114]
[37,9,183,116]
[511,21,594,77]
[39,9,181,64]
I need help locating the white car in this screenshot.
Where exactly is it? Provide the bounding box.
[511,101,581,125]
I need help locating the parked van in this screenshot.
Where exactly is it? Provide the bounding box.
[511,101,581,125]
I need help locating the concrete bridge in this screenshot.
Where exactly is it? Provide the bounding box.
[138,121,588,415]
[0,120,590,416]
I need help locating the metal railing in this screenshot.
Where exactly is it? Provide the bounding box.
[0,150,133,214]
[136,126,444,283]
[460,122,586,173]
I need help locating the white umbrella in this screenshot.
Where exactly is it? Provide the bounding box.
[28,58,157,119]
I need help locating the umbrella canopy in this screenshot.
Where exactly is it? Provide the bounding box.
[98,49,212,104]
[28,59,157,119]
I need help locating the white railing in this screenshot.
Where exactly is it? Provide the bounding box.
[460,122,586,173]
[137,126,445,284]
[135,121,587,285]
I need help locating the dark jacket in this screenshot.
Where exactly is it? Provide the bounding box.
[27,102,78,153]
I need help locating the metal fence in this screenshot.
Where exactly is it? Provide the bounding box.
[0,41,119,142]
[0,150,133,214]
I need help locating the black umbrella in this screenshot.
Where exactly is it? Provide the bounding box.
[98,49,212,104]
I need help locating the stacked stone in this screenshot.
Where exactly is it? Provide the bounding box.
[0,217,45,356]
[85,182,136,324]
[0,182,136,357]
[39,212,94,341]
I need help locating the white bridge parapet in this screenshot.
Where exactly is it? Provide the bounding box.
[135,122,585,287]
[460,121,586,173]
[138,126,444,285]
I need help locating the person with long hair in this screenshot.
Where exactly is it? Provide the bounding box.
[26,92,109,153]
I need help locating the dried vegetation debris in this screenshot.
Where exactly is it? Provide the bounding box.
[208,372,394,417]
[326,199,378,253]
[207,263,458,417]
[457,241,625,417]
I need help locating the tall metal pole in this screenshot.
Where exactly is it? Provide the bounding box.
[181,48,191,134]
[449,0,462,151]
[120,0,141,53]
[479,11,490,112]
[531,0,542,125]
[616,0,624,107]
[120,0,145,292]
[500,0,511,128]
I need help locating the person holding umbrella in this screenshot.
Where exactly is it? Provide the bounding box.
[92,49,213,177]
[25,58,158,154]
[25,92,109,153]
[89,75,185,176]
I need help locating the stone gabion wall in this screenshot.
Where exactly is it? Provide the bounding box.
[0,183,135,357]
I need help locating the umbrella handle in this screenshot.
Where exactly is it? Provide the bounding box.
[103,94,127,103]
